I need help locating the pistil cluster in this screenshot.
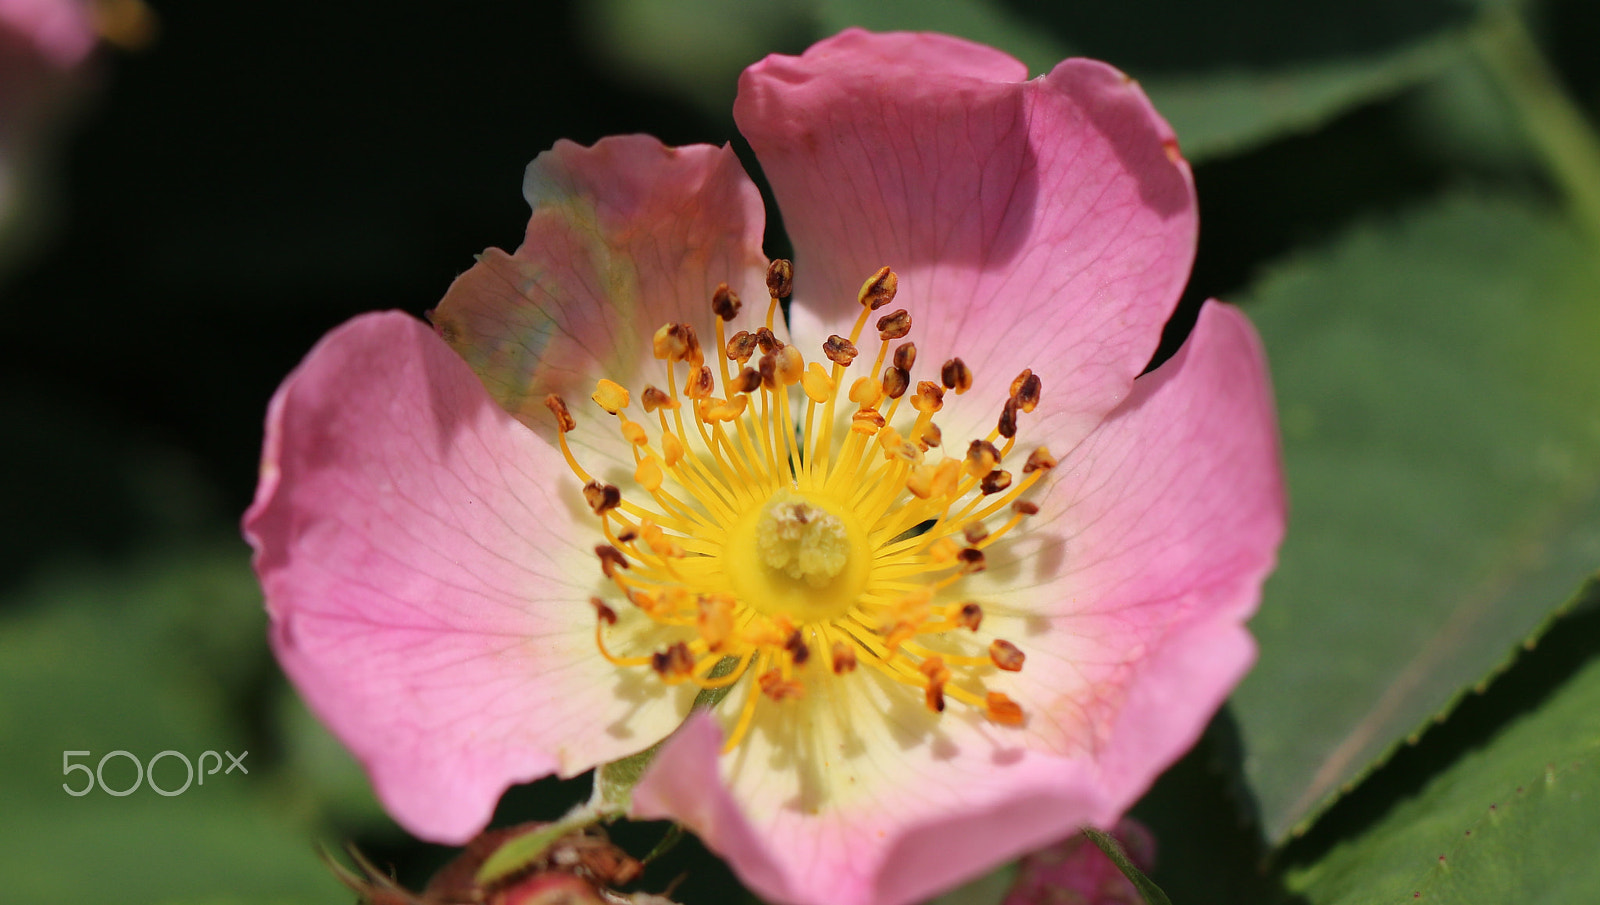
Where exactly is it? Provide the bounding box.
[546,261,1055,751]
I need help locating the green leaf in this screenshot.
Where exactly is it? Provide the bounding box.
[0,547,347,902]
[1232,192,1600,842]
[1140,33,1465,161]
[1083,829,1174,905]
[475,807,609,887]
[1284,597,1600,904]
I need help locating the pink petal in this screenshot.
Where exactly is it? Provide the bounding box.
[244,312,694,844]
[429,135,777,478]
[631,303,1281,905]
[973,300,1282,789]
[632,711,1110,905]
[735,29,1197,448]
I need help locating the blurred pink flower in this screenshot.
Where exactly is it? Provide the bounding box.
[0,0,95,67]
[1004,820,1155,905]
[246,28,1283,905]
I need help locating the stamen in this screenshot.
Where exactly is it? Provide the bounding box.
[592,379,630,414]
[876,309,912,341]
[830,641,858,674]
[989,639,1026,671]
[555,262,1057,752]
[940,358,973,394]
[712,282,742,321]
[858,266,898,310]
[766,259,794,299]
[823,335,859,365]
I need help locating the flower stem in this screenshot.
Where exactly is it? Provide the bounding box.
[1474,8,1600,246]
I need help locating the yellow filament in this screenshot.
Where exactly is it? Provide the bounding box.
[555,274,1052,754]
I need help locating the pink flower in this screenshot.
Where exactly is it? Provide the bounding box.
[245,29,1283,905]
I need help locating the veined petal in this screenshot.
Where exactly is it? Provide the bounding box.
[735,29,1196,447]
[431,135,778,480]
[972,301,1283,776]
[244,312,694,844]
[633,700,1107,905]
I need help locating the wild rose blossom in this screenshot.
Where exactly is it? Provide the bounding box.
[246,29,1283,905]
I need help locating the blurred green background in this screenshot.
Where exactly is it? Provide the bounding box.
[2,0,1598,903]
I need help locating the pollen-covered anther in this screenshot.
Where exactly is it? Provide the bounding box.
[711,282,742,321]
[940,358,973,394]
[634,455,664,491]
[910,460,962,504]
[851,409,887,434]
[893,342,917,371]
[981,470,1013,495]
[881,366,910,400]
[650,642,696,680]
[998,398,1020,439]
[966,439,1001,478]
[919,421,943,449]
[652,323,697,363]
[660,432,685,466]
[990,639,1026,671]
[876,308,912,341]
[858,265,898,310]
[957,602,983,631]
[784,629,811,666]
[919,657,952,713]
[583,481,621,516]
[985,692,1025,726]
[958,547,987,573]
[589,596,618,626]
[755,327,782,354]
[640,385,675,413]
[877,427,920,463]
[911,381,944,414]
[848,376,884,408]
[683,365,715,400]
[801,363,833,402]
[697,595,735,651]
[595,544,629,578]
[1010,369,1042,412]
[963,522,990,545]
[638,520,684,558]
[823,334,859,366]
[724,367,757,395]
[620,418,648,446]
[726,330,757,363]
[1024,447,1058,473]
[591,379,630,414]
[703,395,748,422]
[545,394,576,432]
[1012,500,1040,516]
[830,641,857,674]
[775,346,804,385]
[758,669,805,701]
[767,259,794,299]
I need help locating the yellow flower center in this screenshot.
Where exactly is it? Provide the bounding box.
[726,490,868,620]
[546,263,1055,752]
